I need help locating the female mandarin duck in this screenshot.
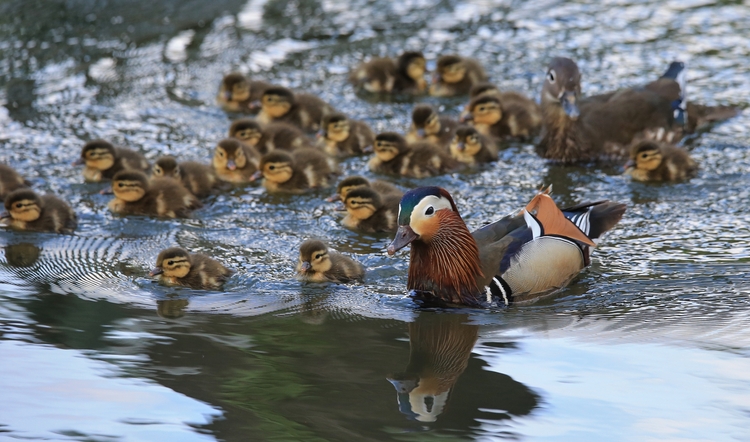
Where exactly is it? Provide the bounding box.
[76,140,149,182]
[341,187,401,233]
[326,175,402,203]
[153,156,221,198]
[108,171,201,218]
[150,247,232,289]
[349,51,427,94]
[387,187,626,307]
[0,164,30,200]
[217,72,273,113]
[449,126,498,166]
[624,139,698,182]
[212,138,261,184]
[316,113,374,158]
[296,239,365,283]
[1,189,77,233]
[369,133,457,178]
[405,105,458,150]
[464,93,542,140]
[429,55,488,97]
[252,148,340,194]
[257,86,335,133]
[229,118,311,154]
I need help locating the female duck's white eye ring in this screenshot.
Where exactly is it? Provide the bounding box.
[425,206,435,216]
[548,70,556,83]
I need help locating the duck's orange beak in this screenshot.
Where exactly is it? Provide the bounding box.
[387,225,418,255]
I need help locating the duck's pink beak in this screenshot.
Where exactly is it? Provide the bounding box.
[149,267,163,277]
[387,225,418,255]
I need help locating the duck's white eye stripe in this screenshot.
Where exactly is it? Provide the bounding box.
[548,70,556,83]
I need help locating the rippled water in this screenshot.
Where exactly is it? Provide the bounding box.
[1,0,749,440]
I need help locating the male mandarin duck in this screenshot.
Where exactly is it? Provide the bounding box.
[153,156,221,198]
[316,113,374,158]
[0,164,30,200]
[257,86,335,133]
[228,118,311,154]
[217,72,273,113]
[429,55,488,97]
[624,139,698,182]
[108,171,201,218]
[405,105,458,150]
[369,133,457,178]
[449,126,498,166]
[296,239,365,283]
[349,51,427,94]
[76,140,149,182]
[252,148,340,194]
[150,247,232,289]
[341,187,401,233]
[326,175,402,203]
[212,138,261,184]
[464,94,542,140]
[1,189,77,233]
[387,186,626,307]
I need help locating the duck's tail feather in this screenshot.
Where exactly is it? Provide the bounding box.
[662,61,687,126]
[563,201,626,240]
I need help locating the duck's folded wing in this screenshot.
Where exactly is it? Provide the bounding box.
[470,213,525,245]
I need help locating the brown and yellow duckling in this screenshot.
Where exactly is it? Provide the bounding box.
[257,86,335,133]
[217,72,273,113]
[429,55,488,97]
[464,94,542,140]
[624,140,698,182]
[405,105,458,150]
[229,118,311,154]
[0,164,30,201]
[76,140,149,182]
[349,51,427,94]
[153,156,221,198]
[449,126,498,166]
[342,187,401,233]
[1,189,77,233]
[150,247,232,290]
[212,138,261,184]
[316,113,374,158]
[108,171,201,218]
[296,239,365,283]
[326,175,403,203]
[253,148,340,194]
[369,133,457,178]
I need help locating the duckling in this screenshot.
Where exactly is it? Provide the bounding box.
[405,104,458,150]
[429,55,488,97]
[316,113,374,158]
[1,189,77,233]
[229,118,311,154]
[326,175,403,202]
[465,94,542,140]
[153,156,220,198]
[349,51,427,94]
[296,240,365,283]
[449,126,498,166]
[369,133,457,178]
[212,138,261,184]
[342,187,401,233]
[257,86,335,133]
[254,148,340,194]
[458,82,504,122]
[108,171,201,218]
[150,247,232,289]
[624,140,698,182]
[76,140,149,182]
[0,164,30,201]
[217,72,273,113]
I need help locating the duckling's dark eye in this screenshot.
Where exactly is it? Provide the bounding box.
[167,260,173,266]
[269,165,275,170]
[425,206,434,216]
[478,106,485,112]
[118,182,124,187]
[315,254,322,259]
[15,203,22,208]
[548,70,556,83]
[218,151,224,157]
[641,153,649,159]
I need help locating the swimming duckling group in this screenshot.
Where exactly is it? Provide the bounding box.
[1,48,740,306]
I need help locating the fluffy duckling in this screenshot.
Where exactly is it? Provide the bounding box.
[217,72,273,113]
[0,164,30,201]
[342,187,401,233]
[229,118,312,154]
[624,140,698,182]
[212,138,261,184]
[449,126,498,166]
[153,156,220,198]
[326,176,403,202]
[405,104,458,150]
[257,87,335,133]
[150,247,232,289]
[459,82,502,121]
[349,51,427,94]
[296,240,365,283]
[465,94,542,140]
[429,55,488,97]
[316,113,374,158]
[77,140,149,182]
[108,171,201,218]
[369,133,457,178]
[1,189,77,233]
[254,148,340,194]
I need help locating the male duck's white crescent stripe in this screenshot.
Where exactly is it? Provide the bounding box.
[523,210,542,239]
[485,277,510,306]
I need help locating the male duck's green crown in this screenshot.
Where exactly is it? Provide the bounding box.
[397,186,458,226]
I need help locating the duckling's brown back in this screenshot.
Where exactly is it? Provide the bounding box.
[34,194,77,233]
[140,177,202,218]
[178,162,220,198]
[403,142,457,178]
[103,147,149,180]
[0,165,29,200]
[182,253,232,289]
[259,122,312,153]
[328,251,365,282]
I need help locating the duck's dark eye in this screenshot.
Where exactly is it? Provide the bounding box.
[548,70,556,83]
[425,206,434,216]
[269,165,275,171]
[168,261,173,266]
[218,151,224,157]
[641,153,649,159]
[118,182,124,187]
[15,203,22,208]
[315,254,322,259]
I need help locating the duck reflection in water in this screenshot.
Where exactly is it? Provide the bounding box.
[3,243,42,268]
[157,296,189,319]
